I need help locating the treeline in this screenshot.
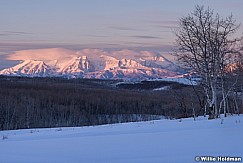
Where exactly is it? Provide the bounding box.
[0,77,163,130]
[0,76,242,130]
[116,80,185,90]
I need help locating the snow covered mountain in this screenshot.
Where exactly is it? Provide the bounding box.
[0,48,185,80]
[56,56,95,77]
[0,60,55,77]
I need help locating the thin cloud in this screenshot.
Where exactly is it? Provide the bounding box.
[0,34,11,36]
[6,48,76,61]
[0,31,33,37]
[150,20,179,25]
[131,35,162,39]
[157,25,179,29]
[4,31,33,35]
[109,26,137,31]
[159,30,173,33]
[149,20,179,29]
[119,41,159,46]
[81,34,109,38]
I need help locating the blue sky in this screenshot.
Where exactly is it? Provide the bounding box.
[0,0,243,50]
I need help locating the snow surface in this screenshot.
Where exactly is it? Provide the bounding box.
[1,115,242,163]
[153,86,171,91]
[151,77,199,85]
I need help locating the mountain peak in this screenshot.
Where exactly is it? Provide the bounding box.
[0,49,185,80]
[0,60,55,77]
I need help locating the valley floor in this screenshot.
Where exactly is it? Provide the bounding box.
[1,115,243,163]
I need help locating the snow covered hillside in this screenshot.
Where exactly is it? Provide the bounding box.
[1,115,242,163]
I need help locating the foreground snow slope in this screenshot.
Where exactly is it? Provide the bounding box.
[1,115,243,163]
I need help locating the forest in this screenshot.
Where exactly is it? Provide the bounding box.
[0,76,242,130]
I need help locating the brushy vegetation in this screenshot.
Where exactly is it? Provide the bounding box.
[0,76,242,130]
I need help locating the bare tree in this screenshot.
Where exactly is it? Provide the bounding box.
[174,5,241,119]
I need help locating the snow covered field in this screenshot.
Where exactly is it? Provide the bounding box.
[1,115,243,163]
[151,77,200,85]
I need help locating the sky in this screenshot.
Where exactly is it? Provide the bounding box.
[0,0,243,68]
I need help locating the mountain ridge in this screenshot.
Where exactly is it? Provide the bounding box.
[0,49,185,80]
